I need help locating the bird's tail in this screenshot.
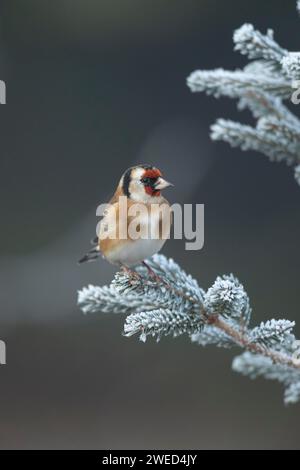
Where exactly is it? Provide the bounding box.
[78,237,100,264]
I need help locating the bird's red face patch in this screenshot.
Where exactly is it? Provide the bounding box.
[141,168,162,196]
[144,169,161,179]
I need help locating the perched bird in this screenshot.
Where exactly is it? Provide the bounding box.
[79,165,173,276]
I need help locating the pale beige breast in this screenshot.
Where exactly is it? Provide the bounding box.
[99,197,172,265]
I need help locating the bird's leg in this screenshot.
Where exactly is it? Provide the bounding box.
[120,264,141,282]
[142,261,168,286]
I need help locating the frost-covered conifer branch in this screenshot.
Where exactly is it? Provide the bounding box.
[187,1,300,186]
[78,254,300,405]
[232,352,300,404]
[211,119,300,165]
[187,70,290,99]
[233,24,287,68]
[282,53,300,81]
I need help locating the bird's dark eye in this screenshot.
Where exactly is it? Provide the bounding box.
[141,177,156,186]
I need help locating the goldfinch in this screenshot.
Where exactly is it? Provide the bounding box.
[79,165,173,274]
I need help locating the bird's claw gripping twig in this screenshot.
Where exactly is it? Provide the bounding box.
[120,265,141,284]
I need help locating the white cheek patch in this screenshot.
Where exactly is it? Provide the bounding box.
[129,180,145,201]
[131,167,145,180]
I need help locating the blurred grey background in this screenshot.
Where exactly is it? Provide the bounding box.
[0,0,300,450]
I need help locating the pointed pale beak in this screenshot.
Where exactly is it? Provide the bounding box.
[155,177,174,190]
